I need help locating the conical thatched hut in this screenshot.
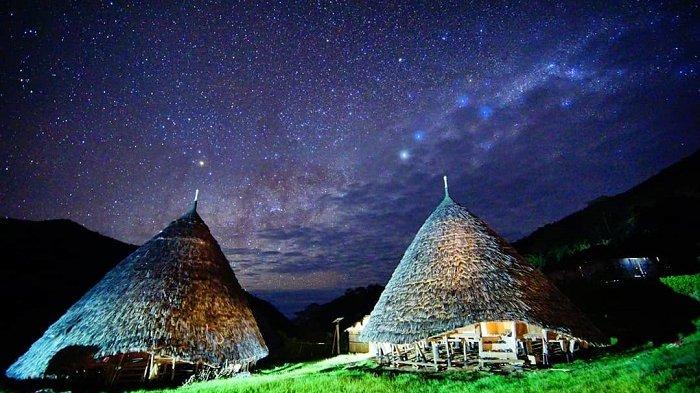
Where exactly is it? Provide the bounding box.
[6,194,268,383]
[360,177,604,370]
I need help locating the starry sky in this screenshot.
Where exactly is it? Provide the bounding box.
[1,1,698,316]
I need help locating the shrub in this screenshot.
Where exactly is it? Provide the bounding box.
[660,274,700,301]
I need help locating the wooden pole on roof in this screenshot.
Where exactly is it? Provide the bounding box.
[443,175,449,198]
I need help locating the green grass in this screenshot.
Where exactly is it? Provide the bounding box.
[133,274,700,392]
[661,274,700,301]
[3,275,694,393]
[141,325,700,393]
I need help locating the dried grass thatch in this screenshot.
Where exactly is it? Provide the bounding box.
[6,203,268,380]
[360,182,604,345]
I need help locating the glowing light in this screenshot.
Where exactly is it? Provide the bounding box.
[399,149,410,161]
[413,131,424,141]
[479,106,493,119]
[198,160,205,167]
[456,95,469,108]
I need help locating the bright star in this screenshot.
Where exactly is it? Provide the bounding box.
[197,160,205,167]
[399,149,410,161]
[456,95,469,108]
[479,106,493,119]
[413,131,424,141]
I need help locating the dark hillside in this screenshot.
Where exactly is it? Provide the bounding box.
[0,218,136,372]
[0,218,294,372]
[245,292,298,356]
[510,151,700,347]
[514,150,699,273]
[293,285,383,342]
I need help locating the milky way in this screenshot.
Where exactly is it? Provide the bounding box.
[1,1,698,315]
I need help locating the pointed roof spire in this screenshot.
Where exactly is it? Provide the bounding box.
[190,189,199,213]
[359,179,605,345]
[6,192,269,380]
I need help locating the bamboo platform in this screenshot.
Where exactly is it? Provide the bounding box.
[375,337,533,373]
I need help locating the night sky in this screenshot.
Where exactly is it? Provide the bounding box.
[1,1,698,316]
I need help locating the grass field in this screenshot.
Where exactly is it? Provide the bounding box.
[2,276,696,393]
[138,275,700,393]
[661,273,700,301]
[138,330,699,393]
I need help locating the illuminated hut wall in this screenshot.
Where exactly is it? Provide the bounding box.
[6,197,268,384]
[360,177,604,370]
[345,316,370,354]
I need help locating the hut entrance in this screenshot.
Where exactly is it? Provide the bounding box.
[99,353,235,386]
[371,320,588,371]
[45,345,101,380]
[102,352,153,385]
[45,348,154,387]
[45,349,232,387]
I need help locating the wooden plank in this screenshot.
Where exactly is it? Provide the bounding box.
[479,358,525,364]
[415,344,426,362]
[395,360,440,368]
[431,342,439,371]
[462,337,468,363]
[542,329,549,366]
[489,343,513,351]
[142,353,152,382]
[480,351,517,360]
[109,353,125,386]
[477,326,484,358]
[444,336,451,368]
[148,353,156,379]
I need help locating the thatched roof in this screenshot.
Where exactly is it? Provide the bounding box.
[360,179,605,345]
[6,201,268,380]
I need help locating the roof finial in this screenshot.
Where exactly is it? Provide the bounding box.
[191,189,199,212]
[443,175,449,198]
